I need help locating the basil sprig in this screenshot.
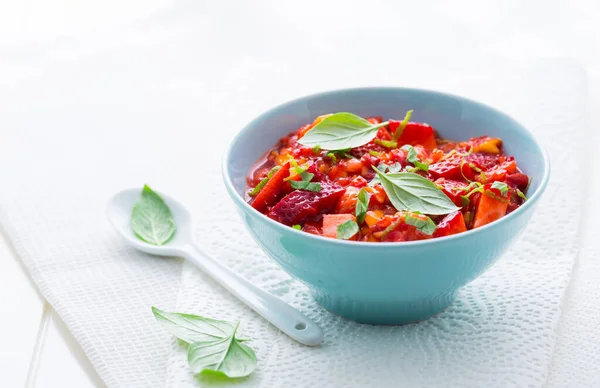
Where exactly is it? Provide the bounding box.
[297,112,389,150]
[373,169,459,215]
[131,185,176,245]
[152,307,257,379]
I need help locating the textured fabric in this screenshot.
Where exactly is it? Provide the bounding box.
[165,61,588,387]
[0,58,587,387]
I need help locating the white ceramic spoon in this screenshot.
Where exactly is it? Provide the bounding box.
[107,188,324,346]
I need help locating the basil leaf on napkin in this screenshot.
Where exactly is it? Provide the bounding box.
[187,323,257,378]
[297,112,389,150]
[152,307,257,378]
[373,169,459,215]
[131,185,176,245]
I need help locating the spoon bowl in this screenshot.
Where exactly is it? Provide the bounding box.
[107,188,324,346]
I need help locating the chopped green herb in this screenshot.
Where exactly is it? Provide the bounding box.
[405,211,437,235]
[369,150,382,157]
[460,195,470,207]
[290,171,322,192]
[356,188,370,224]
[392,110,413,141]
[312,145,322,154]
[401,145,429,172]
[491,181,509,196]
[516,188,528,201]
[336,220,359,240]
[292,224,302,230]
[375,139,398,148]
[252,166,282,191]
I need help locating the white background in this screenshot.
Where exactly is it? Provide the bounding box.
[1,1,599,386]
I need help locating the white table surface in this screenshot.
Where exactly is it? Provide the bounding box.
[1,1,599,386]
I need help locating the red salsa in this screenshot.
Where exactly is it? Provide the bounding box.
[246,112,529,242]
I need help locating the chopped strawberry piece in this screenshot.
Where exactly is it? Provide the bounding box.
[466,152,502,170]
[323,214,356,239]
[429,153,474,180]
[435,178,469,206]
[267,182,345,225]
[251,162,290,212]
[433,211,467,237]
[389,121,437,151]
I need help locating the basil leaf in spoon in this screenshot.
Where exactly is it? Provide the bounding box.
[131,185,176,245]
[297,112,389,150]
[373,169,460,215]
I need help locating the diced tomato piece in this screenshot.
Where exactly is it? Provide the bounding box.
[349,175,368,188]
[429,153,474,180]
[251,162,290,212]
[430,148,444,163]
[482,160,517,183]
[267,182,344,225]
[365,185,387,203]
[435,178,469,207]
[433,211,467,237]
[336,186,360,213]
[389,121,437,151]
[473,184,510,229]
[323,214,356,239]
[344,158,363,173]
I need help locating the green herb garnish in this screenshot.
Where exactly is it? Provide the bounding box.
[250,166,281,195]
[368,150,382,157]
[312,145,322,154]
[372,168,460,215]
[131,185,176,246]
[374,139,398,148]
[516,188,528,201]
[490,181,509,197]
[336,220,359,240]
[405,211,437,235]
[290,171,322,192]
[292,224,302,230]
[152,307,256,379]
[355,188,370,224]
[401,145,429,172]
[392,110,413,141]
[297,112,390,150]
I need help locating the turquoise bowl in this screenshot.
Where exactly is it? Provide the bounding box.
[222,87,550,325]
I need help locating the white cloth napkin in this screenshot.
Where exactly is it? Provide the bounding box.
[0,58,587,387]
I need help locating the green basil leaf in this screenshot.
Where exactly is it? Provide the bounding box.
[373,169,460,215]
[355,188,370,223]
[152,307,238,344]
[405,212,437,235]
[401,145,429,172]
[289,171,322,192]
[392,110,413,141]
[336,220,359,239]
[491,181,509,196]
[187,322,257,378]
[297,112,389,150]
[131,185,176,245]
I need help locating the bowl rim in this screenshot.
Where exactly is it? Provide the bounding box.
[222,86,551,248]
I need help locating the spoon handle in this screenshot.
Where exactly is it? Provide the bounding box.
[179,243,324,346]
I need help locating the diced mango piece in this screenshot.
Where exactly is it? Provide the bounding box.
[473,186,509,228]
[471,136,502,154]
[364,210,384,228]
